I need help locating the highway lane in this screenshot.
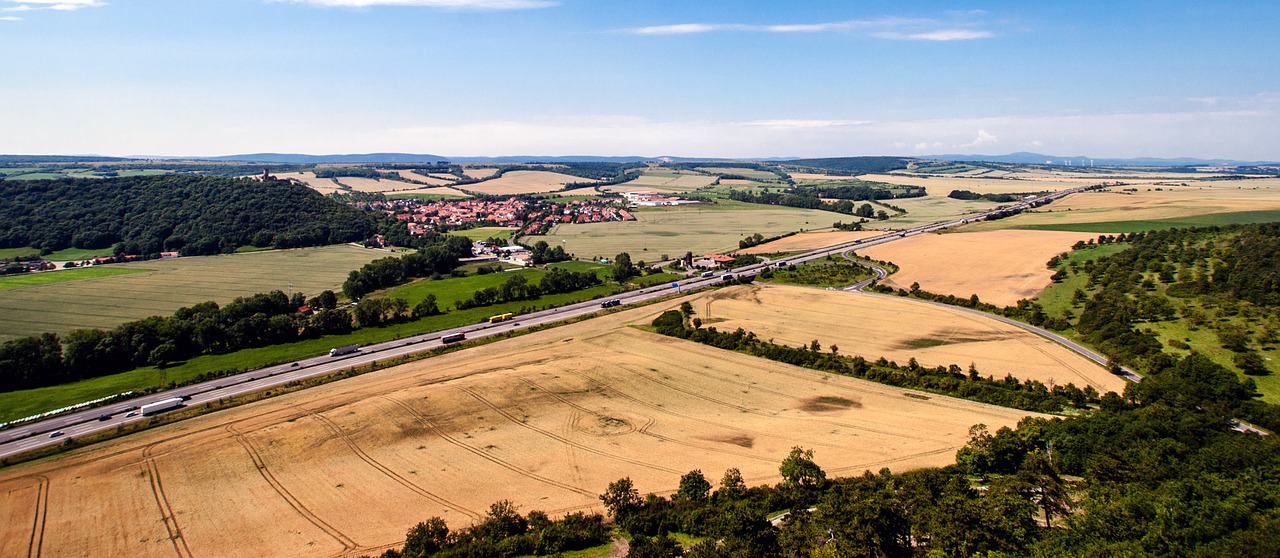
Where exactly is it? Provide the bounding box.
[0,184,1098,460]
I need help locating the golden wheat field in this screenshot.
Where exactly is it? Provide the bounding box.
[856,230,1094,308]
[275,172,344,195]
[0,290,1049,557]
[461,170,594,195]
[392,170,456,186]
[699,284,1126,394]
[961,183,1280,231]
[461,167,499,179]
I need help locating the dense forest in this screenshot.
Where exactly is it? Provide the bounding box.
[0,175,378,255]
[947,189,1018,203]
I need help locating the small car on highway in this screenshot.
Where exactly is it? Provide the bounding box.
[49,431,64,438]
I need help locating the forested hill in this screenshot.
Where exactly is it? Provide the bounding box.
[0,175,378,256]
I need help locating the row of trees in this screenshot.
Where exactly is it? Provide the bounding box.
[651,308,1102,414]
[0,175,378,255]
[0,290,347,392]
[380,502,609,558]
[947,189,1018,203]
[342,236,474,300]
[454,268,603,310]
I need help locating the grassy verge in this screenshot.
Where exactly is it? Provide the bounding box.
[759,258,873,288]
[0,266,148,290]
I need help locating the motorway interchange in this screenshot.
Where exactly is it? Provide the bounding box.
[0,185,1095,460]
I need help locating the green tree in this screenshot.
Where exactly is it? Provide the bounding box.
[599,477,643,521]
[613,252,637,281]
[677,469,712,502]
[780,446,827,490]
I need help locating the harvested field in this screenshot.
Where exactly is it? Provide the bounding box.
[788,173,855,181]
[737,231,881,254]
[523,201,841,257]
[868,195,998,228]
[461,170,593,196]
[0,245,388,342]
[276,172,343,195]
[461,167,499,180]
[856,230,1094,307]
[393,170,455,186]
[385,186,470,198]
[0,293,1042,557]
[605,172,718,194]
[699,284,1127,394]
[332,177,423,193]
[963,183,1280,232]
[861,173,1086,196]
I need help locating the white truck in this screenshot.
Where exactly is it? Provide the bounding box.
[329,344,359,357]
[141,397,184,416]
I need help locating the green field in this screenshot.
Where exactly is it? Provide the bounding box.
[450,227,517,241]
[1012,210,1280,233]
[0,244,388,342]
[0,245,120,260]
[696,167,780,180]
[523,200,844,258]
[383,261,608,308]
[868,193,999,228]
[0,266,147,290]
[0,279,624,422]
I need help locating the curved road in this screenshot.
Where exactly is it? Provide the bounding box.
[0,184,1101,460]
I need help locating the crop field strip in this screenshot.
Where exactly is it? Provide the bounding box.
[0,245,385,342]
[858,229,1097,307]
[460,170,596,196]
[0,294,1044,556]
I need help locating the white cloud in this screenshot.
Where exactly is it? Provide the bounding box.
[914,142,929,151]
[4,0,106,9]
[960,129,999,147]
[272,0,557,9]
[745,118,870,129]
[621,16,993,40]
[0,15,20,19]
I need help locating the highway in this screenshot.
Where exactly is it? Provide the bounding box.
[0,184,1099,461]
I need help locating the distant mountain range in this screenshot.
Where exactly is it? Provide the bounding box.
[3,152,1277,167]
[926,152,1280,167]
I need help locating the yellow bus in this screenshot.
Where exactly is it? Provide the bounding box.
[488,312,515,324]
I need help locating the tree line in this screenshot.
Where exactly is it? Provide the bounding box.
[651,308,1102,414]
[0,175,378,256]
[341,236,475,300]
[947,189,1018,203]
[454,268,603,310]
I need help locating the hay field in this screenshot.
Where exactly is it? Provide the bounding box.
[0,293,1042,557]
[861,173,1087,196]
[386,186,470,198]
[604,172,718,194]
[867,195,999,229]
[0,245,387,342]
[523,202,841,257]
[700,284,1126,394]
[332,177,424,193]
[461,167,499,179]
[856,230,1094,307]
[393,170,455,186]
[963,183,1280,232]
[276,172,343,195]
[460,171,592,196]
[737,231,882,254]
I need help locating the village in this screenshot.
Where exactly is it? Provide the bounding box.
[354,197,639,236]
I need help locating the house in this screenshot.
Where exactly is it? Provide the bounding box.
[692,254,736,269]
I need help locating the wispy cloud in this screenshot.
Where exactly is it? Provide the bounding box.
[622,16,994,41]
[2,0,107,11]
[272,0,557,10]
[0,15,21,20]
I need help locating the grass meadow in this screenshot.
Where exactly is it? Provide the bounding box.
[0,244,387,342]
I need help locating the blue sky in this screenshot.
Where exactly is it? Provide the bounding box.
[2,0,1278,159]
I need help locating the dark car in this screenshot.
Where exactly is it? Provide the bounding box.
[97,414,112,421]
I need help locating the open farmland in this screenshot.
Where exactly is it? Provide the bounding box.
[384,186,470,199]
[0,294,1043,557]
[392,170,456,186]
[737,230,881,254]
[604,170,718,194]
[857,230,1094,307]
[699,284,1127,394]
[0,245,388,342]
[331,177,424,193]
[861,173,1089,196]
[962,182,1280,232]
[870,194,999,228]
[460,170,594,196]
[523,201,842,257]
[275,172,344,195]
[461,167,499,180]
